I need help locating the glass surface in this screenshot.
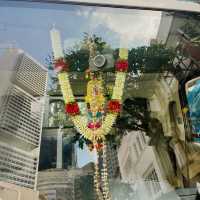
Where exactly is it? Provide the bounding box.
[0,1,200,200]
[186,78,200,143]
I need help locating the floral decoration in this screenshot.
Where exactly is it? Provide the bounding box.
[54,58,69,72]
[115,59,128,72]
[107,100,121,113]
[87,122,101,129]
[65,102,80,116]
[54,48,128,142]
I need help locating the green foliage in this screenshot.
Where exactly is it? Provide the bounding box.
[82,33,107,53]
[47,33,175,75]
[181,21,200,40]
[63,33,107,72]
[65,48,89,72]
[63,43,175,73]
[128,44,175,74]
[116,98,150,132]
[179,19,200,46]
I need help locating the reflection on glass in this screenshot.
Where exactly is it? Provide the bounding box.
[0,1,162,63]
[39,137,57,170]
[186,78,200,143]
[39,134,75,170]
[49,100,66,127]
[0,1,200,200]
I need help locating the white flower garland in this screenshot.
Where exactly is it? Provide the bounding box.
[57,49,128,141]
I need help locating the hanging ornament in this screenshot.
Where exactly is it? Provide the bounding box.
[50,29,128,200]
[50,29,128,142]
[53,51,128,142]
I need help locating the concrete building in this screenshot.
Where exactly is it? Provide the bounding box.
[0,181,39,200]
[39,94,77,171]
[118,130,175,200]
[118,11,200,199]
[156,11,200,186]
[99,142,120,180]
[114,38,188,199]
[118,65,197,199]
[39,127,77,171]
[42,95,69,129]
[37,163,95,200]
[107,142,120,179]
[0,48,48,190]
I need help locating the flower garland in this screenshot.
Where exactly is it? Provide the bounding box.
[54,48,128,143]
[51,29,128,200]
[94,151,104,200]
[101,142,111,200]
[94,142,111,200]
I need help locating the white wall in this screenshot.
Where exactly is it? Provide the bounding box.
[118,131,173,199]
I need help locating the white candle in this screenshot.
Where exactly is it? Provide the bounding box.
[119,35,128,59]
[50,27,64,59]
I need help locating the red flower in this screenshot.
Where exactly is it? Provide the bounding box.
[87,122,95,129]
[87,122,101,129]
[115,59,128,72]
[54,58,69,72]
[65,102,80,116]
[107,100,121,113]
[95,122,101,129]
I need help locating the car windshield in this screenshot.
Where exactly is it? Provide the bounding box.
[0,1,200,200]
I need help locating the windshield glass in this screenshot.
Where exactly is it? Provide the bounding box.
[0,1,200,200]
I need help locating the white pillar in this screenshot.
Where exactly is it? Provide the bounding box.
[57,127,63,169]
